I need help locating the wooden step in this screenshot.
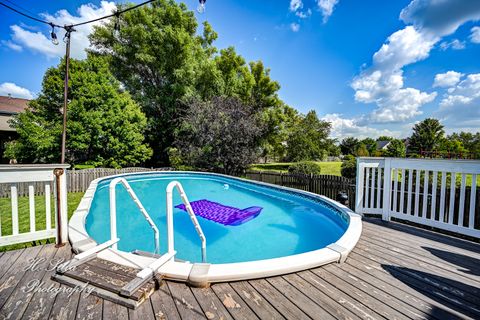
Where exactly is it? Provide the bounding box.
[52,257,162,309]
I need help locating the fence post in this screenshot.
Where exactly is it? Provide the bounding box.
[54,168,69,246]
[382,158,392,221]
[355,158,364,214]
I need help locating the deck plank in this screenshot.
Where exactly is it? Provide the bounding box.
[0,244,44,310]
[75,292,103,320]
[191,286,234,320]
[0,218,479,320]
[247,279,309,320]
[20,245,74,320]
[266,276,335,320]
[229,281,285,320]
[167,281,206,320]
[149,284,182,320]
[0,244,58,320]
[210,282,260,320]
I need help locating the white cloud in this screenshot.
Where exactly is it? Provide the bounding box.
[400,0,480,37]
[296,9,312,19]
[322,113,399,139]
[8,1,116,59]
[0,82,34,99]
[290,23,300,32]
[289,0,303,12]
[352,0,480,124]
[439,39,466,50]
[317,0,339,23]
[470,26,480,43]
[437,73,480,128]
[1,40,23,52]
[433,71,463,88]
[352,27,437,123]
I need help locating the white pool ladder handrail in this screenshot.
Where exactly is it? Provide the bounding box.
[166,181,207,263]
[109,177,160,254]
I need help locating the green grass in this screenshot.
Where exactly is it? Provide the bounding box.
[249,162,343,176]
[0,192,84,251]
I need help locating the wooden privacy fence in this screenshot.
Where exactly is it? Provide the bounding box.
[245,171,356,210]
[0,167,173,197]
[356,157,480,238]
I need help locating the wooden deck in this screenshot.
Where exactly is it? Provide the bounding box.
[0,218,479,320]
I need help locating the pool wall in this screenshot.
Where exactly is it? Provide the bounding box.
[69,171,362,285]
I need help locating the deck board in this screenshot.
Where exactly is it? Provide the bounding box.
[1,218,479,319]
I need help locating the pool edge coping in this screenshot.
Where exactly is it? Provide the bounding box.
[68,171,362,284]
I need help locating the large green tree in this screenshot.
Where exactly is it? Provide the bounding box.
[409,118,445,153]
[90,0,210,165]
[285,111,333,162]
[5,55,151,167]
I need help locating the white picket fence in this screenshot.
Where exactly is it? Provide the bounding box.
[0,164,69,247]
[356,157,480,238]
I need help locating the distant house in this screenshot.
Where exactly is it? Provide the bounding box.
[376,140,391,151]
[0,95,29,163]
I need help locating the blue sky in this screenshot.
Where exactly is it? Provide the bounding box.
[1,0,479,139]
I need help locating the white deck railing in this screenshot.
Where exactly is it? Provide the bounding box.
[356,158,480,238]
[0,164,70,247]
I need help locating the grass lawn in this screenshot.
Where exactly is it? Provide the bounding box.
[0,192,84,251]
[249,162,343,176]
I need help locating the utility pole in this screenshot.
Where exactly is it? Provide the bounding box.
[61,26,74,164]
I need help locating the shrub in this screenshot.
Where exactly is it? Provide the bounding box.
[288,161,322,175]
[341,155,356,179]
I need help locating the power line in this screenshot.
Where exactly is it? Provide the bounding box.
[71,0,156,27]
[0,0,156,30]
[0,1,62,28]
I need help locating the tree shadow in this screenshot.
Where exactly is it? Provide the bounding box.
[422,246,480,277]
[382,264,480,319]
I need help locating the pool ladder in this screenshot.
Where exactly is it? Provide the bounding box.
[62,178,207,298]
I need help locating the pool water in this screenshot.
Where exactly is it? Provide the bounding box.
[86,173,348,264]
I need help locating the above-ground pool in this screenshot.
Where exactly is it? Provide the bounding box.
[69,172,362,284]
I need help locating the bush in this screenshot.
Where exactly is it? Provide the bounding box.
[288,161,322,175]
[341,155,356,179]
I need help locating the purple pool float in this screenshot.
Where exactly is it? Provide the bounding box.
[175,199,262,226]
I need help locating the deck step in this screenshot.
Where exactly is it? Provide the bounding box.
[52,257,162,309]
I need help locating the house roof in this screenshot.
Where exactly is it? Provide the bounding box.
[376,140,391,150]
[0,95,30,115]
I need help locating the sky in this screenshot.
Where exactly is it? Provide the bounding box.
[0,0,479,139]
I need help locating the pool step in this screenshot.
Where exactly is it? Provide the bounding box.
[132,249,187,262]
[52,257,162,309]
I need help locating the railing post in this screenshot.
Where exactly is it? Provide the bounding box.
[54,168,69,247]
[382,158,392,221]
[355,158,364,214]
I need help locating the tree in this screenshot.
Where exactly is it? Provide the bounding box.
[383,139,406,157]
[259,104,300,162]
[361,138,377,155]
[5,55,151,167]
[174,97,264,175]
[285,111,333,162]
[341,155,356,179]
[340,137,359,156]
[409,118,445,154]
[90,0,210,165]
[355,144,369,157]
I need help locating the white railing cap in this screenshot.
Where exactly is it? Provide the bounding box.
[0,164,71,171]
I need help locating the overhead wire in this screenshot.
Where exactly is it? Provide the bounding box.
[0,0,157,30]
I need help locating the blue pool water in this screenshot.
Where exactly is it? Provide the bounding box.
[85,173,348,264]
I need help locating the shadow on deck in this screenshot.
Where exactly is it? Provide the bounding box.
[0,218,479,320]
